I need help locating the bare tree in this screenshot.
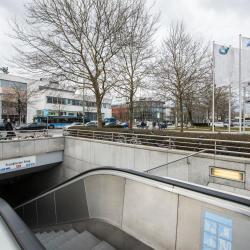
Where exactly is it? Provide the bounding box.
[155,22,210,132]
[11,0,143,127]
[2,83,28,124]
[114,1,158,128]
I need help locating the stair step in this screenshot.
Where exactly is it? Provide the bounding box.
[92,241,116,250]
[45,229,78,250]
[43,230,65,244]
[36,232,49,241]
[58,231,100,250]
[38,231,56,242]
[38,231,62,244]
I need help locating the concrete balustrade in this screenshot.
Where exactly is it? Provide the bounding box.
[0,137,64,160]
[17,170,250,250]
[0,137,65,180]
[62,136,250,196]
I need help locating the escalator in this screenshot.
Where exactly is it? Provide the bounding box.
[0,168,249,250]
[36,230,115,250]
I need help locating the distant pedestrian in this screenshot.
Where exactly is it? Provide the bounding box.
[141,121,146,129]
[5,119,15,138]
[153,121,156,129]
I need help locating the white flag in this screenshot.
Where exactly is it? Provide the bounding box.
[214,43,238,87]
[241,36,250,84]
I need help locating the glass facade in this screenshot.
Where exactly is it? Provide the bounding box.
[0,79,28,123]
[0,80,27,90]
[46,96,111,108]
[133,100,165,121]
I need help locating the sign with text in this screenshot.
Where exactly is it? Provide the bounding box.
[0,156,36,173]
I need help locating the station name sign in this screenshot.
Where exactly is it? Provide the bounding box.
[0,156,36,173]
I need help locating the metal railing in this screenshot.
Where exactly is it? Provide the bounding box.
[65,129,250,158]
[145,149,209,174]
[0,129,51,141]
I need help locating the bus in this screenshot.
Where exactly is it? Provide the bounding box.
[34,116,88,129]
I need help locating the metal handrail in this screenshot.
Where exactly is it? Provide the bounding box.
[145,149,209,173]
[66,128,250,144]
[65,129,250,158]
[0,198,44,250]
[0,129,50,141]
[15,167,250,210]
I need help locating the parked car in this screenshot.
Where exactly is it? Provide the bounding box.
[104,122,117,127]
[104,117,116,125]
[63,122,83,131]
[84,121,98,127]
[210,122,227,128]
[15,123,47,131]
[0,123,6,131]
[120,122,129,128]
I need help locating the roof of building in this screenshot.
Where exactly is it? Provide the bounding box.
[0,73,35,84]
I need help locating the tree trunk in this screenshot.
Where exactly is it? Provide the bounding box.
[129,95,134,129]
[94,87,103,128]
[188,108,193,126]
[179,98,184,132]
[96,100,103,128]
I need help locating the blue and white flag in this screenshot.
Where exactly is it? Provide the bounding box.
[214,43,238,87]
[241,36,250,84]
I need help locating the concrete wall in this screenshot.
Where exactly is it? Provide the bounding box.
[0,137,64,160]
[18,171,250,250]
[0,137,64,182]
[84,174,250,250]
[62,137,250,196]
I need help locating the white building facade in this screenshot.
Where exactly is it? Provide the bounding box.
[0,74,112,124]
[27,79,112,123]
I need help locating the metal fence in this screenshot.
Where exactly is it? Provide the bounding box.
[0,129,51,141]
[65,129,250,158]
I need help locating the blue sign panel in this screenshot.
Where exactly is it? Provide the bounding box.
[202,211,232,250]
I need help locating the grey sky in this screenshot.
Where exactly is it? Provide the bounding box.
[1,0,250,73]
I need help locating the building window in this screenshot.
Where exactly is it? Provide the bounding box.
[0,80,27,90]
[47,96,53,103]
[52,97,58,104]
[61,98,67,105]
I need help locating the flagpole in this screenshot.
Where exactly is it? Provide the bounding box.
[212,41,215,132]
[243,85,246,132]
[239,34,242,133]
[229,84,231,133]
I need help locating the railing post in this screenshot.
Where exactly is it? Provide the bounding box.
[215,141,217,155]
[93,131,95,139]
[77,129,79,137]
[112,133,114,142]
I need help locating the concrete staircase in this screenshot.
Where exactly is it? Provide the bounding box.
[35,229,116,250]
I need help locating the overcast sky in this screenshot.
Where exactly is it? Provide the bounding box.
[1,0,250,74]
